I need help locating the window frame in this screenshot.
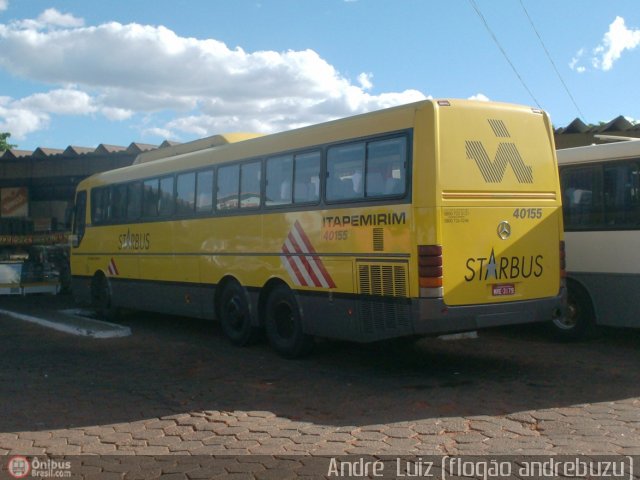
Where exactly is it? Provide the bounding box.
[82,130,411,226]
[561,159,640,231]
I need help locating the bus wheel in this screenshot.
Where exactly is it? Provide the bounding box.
[549,281,596,341]
[265,285,314,358]
[91,274,117,321]
[219,282,260,346]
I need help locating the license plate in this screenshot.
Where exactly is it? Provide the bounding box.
[492,284,515,296]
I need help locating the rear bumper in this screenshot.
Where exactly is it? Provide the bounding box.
[413,287,567,335]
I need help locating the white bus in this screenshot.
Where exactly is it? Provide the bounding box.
[555,139,640,339]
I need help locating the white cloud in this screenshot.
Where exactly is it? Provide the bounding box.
[357,72,373,91]
[0,88,134,139]
[0,97,50,139]
[101,107,134,121]
[592,16,640,71]
[571,17,640,73]
[37,8,84,28]
[16,88,96,115]
[12,8,84,30]
[569,48,587,73]
[0,10,428,142]
[0,0,8,12]
[142,126,173,139]
[468,93,490,102]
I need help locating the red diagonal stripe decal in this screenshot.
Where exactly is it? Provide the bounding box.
[286,230,323,287]
[281,242,306,286]
[280,221,336,289]
[293,221,336,288]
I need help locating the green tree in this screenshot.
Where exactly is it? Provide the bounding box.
[0,132,16,151]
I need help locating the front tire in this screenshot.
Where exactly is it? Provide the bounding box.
[549,281,596,340]
[91,274,118,321]
[265,285,314,358]
[218,281,260,346]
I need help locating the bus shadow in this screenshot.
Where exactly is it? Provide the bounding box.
[2,307,640,433]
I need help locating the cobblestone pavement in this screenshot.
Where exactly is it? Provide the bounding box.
[1,295,639,460]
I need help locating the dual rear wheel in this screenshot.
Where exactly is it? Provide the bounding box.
[218,282,313,358]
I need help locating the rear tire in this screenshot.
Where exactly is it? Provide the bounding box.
[218,281,260,346]
[265,285,314,358]
[549,281,596,341]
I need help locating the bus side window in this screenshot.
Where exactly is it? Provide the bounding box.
[143,179,159,217]
[217,165,240,210]
[91,187,111,224]
[294,151,320,203]
[196,169,214,213]
[326,143,365,202]
[127,182,142,220]
[561,166,603,229]
[112,184,128,221]
[603,162,640,226]
[176,172,196,215]
[266,155,293,206]
[367,137,407,197]
[241,162,262,209]
[158,176,175,216]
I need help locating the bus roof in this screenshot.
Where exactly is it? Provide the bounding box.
[133,133,265,165]
[77,98,542,190]
[557,139,640,166]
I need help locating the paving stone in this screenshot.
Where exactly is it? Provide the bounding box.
[80,442,117,454]
[1,297,639,459]
[14,431,52,440]
[167,441,207,452]
[383,427,415,438]
[99,432,134,444]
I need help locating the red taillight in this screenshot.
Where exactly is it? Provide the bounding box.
[418,245,443,288]
[560,241,566,278]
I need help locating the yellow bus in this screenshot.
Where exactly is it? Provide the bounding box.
[70,99,566,357]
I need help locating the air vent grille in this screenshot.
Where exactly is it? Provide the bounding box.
[358,263,408,297]
[356,261,411,337]
[373,228,384,251]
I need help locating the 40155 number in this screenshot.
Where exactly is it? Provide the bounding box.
[323,230,348,241]
[513,208,542,219]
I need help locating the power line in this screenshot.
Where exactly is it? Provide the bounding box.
[467,0,541,109]
[518,0,586,120]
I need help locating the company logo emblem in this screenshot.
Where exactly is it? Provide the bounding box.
[466,119,534,184]
[497,221,511,240]
[281,221,336,288]
[7,456,30,479]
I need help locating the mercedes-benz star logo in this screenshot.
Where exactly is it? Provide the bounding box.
[497,221,511,240]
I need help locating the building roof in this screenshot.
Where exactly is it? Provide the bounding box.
[1,114,638,163]
[1,149,33,159]
[555,116,640,149]
[32,147,64,158]
[63,146,96,156]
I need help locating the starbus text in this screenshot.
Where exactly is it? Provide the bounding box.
[464,249,543,281]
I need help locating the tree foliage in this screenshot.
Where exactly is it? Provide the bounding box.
[0,132,16,151]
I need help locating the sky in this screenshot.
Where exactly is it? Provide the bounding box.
[0,0,639,151]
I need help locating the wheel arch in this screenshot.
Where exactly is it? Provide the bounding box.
[90,269,111,294]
